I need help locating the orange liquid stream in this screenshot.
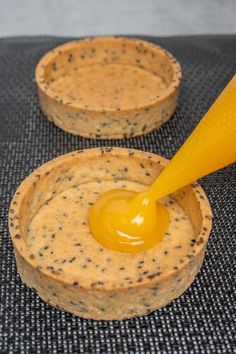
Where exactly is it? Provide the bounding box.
[89,75,236,252]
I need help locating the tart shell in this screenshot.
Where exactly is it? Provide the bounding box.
[9,148,212,320]
[35,37,182,139]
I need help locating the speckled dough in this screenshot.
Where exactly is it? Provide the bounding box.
[35,37,182,139]
[9,148,212,320]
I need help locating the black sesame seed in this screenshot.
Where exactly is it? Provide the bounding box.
[147,271,161,280]
[197,237,204,245]
[52,62,57,70]
[67,53,73,62]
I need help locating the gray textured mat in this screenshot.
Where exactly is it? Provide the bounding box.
[0,35,235,354]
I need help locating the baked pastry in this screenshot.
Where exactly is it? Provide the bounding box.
[35,37,182,139]
[9,148,212,320]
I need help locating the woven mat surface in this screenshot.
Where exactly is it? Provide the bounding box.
[0,35,235,354]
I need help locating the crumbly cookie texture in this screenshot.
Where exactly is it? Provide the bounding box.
[9,148,212,320]
[36,37,182,139]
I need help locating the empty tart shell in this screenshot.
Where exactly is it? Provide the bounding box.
[35,37,182,139]
[9,148,212,320]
